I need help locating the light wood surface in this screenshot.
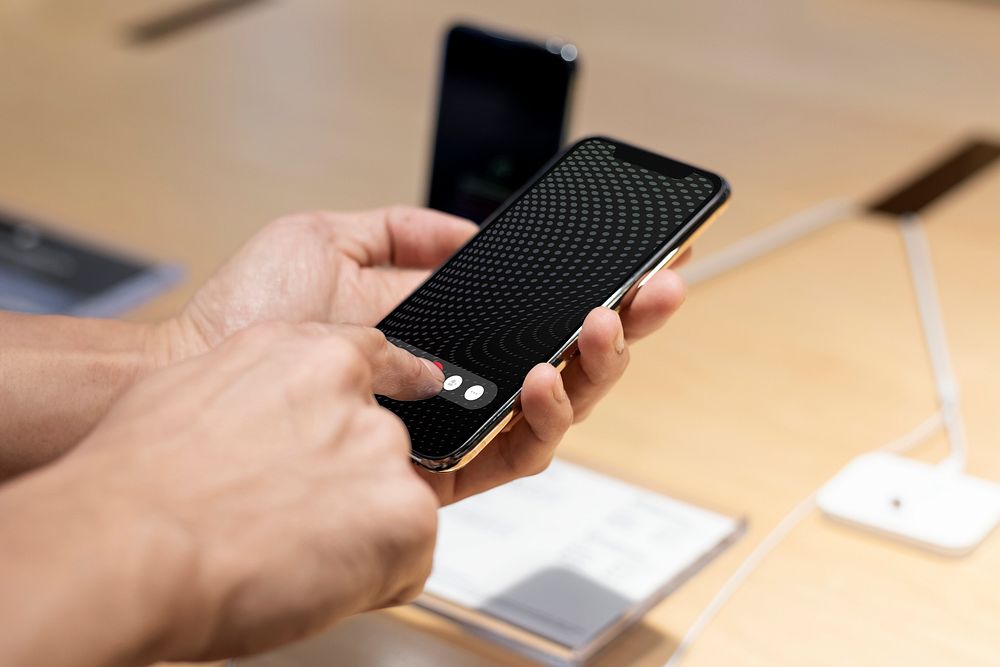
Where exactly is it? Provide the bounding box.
[2,1,999,665]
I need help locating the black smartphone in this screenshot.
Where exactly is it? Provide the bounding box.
[381,137,730,471]
[427,24,577,224]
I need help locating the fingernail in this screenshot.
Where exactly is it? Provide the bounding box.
[422,358,445,382]
[614,328,626,355]
[552,376,567,402]
[420,359,445,396]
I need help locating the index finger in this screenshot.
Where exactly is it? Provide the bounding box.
[334,326,445,401]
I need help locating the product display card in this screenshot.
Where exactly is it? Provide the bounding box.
[422,458,743,664]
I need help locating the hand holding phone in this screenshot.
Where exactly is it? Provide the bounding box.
[382,137,730,473]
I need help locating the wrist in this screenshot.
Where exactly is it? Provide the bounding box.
[0,456,198,667]
[0,314,165,479]
[145,314,213,369]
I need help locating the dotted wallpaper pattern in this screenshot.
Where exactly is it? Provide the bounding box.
[378,138,719,461]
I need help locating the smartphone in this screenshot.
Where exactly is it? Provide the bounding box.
[427,24,577,224]
[381,137,730,471]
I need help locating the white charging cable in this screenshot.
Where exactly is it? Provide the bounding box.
[663,211,969,667]
[898,215,967,472]
[679,198,856,285]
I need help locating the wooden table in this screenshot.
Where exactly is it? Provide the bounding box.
[2,1,999,665]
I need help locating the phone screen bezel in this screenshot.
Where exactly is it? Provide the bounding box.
[388,136,730,470]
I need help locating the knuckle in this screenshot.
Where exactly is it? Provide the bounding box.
[369,481,438,606]
[383,204,418,227]
[313,333,353,362]
[389,483,439,548]
[409,491,439,541]
[273,328,373,393]
[394,536,435,603]
[316,325,389,374]
[384,531,435,606]
[364,468,439,609]
[269,210,329,236]
[359,326,389,354]
[367,409,411,457]
[334,343,372,385]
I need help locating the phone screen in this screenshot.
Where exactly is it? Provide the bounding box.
[427,25,576,223]
[381,137,727,466]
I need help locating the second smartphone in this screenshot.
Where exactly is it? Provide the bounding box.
[382,137,730,471]
[427,24,577,223]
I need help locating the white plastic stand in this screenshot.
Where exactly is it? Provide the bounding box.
[815,216,1000,555]
[817,452,1000,556]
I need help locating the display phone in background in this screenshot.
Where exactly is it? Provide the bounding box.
[427,23,578,224]
[381,137,730,471]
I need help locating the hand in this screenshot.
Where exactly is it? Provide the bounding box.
[160,206,478,356]
[159,206,689,504]
[51,323,443,663]
[0,207,472,479]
